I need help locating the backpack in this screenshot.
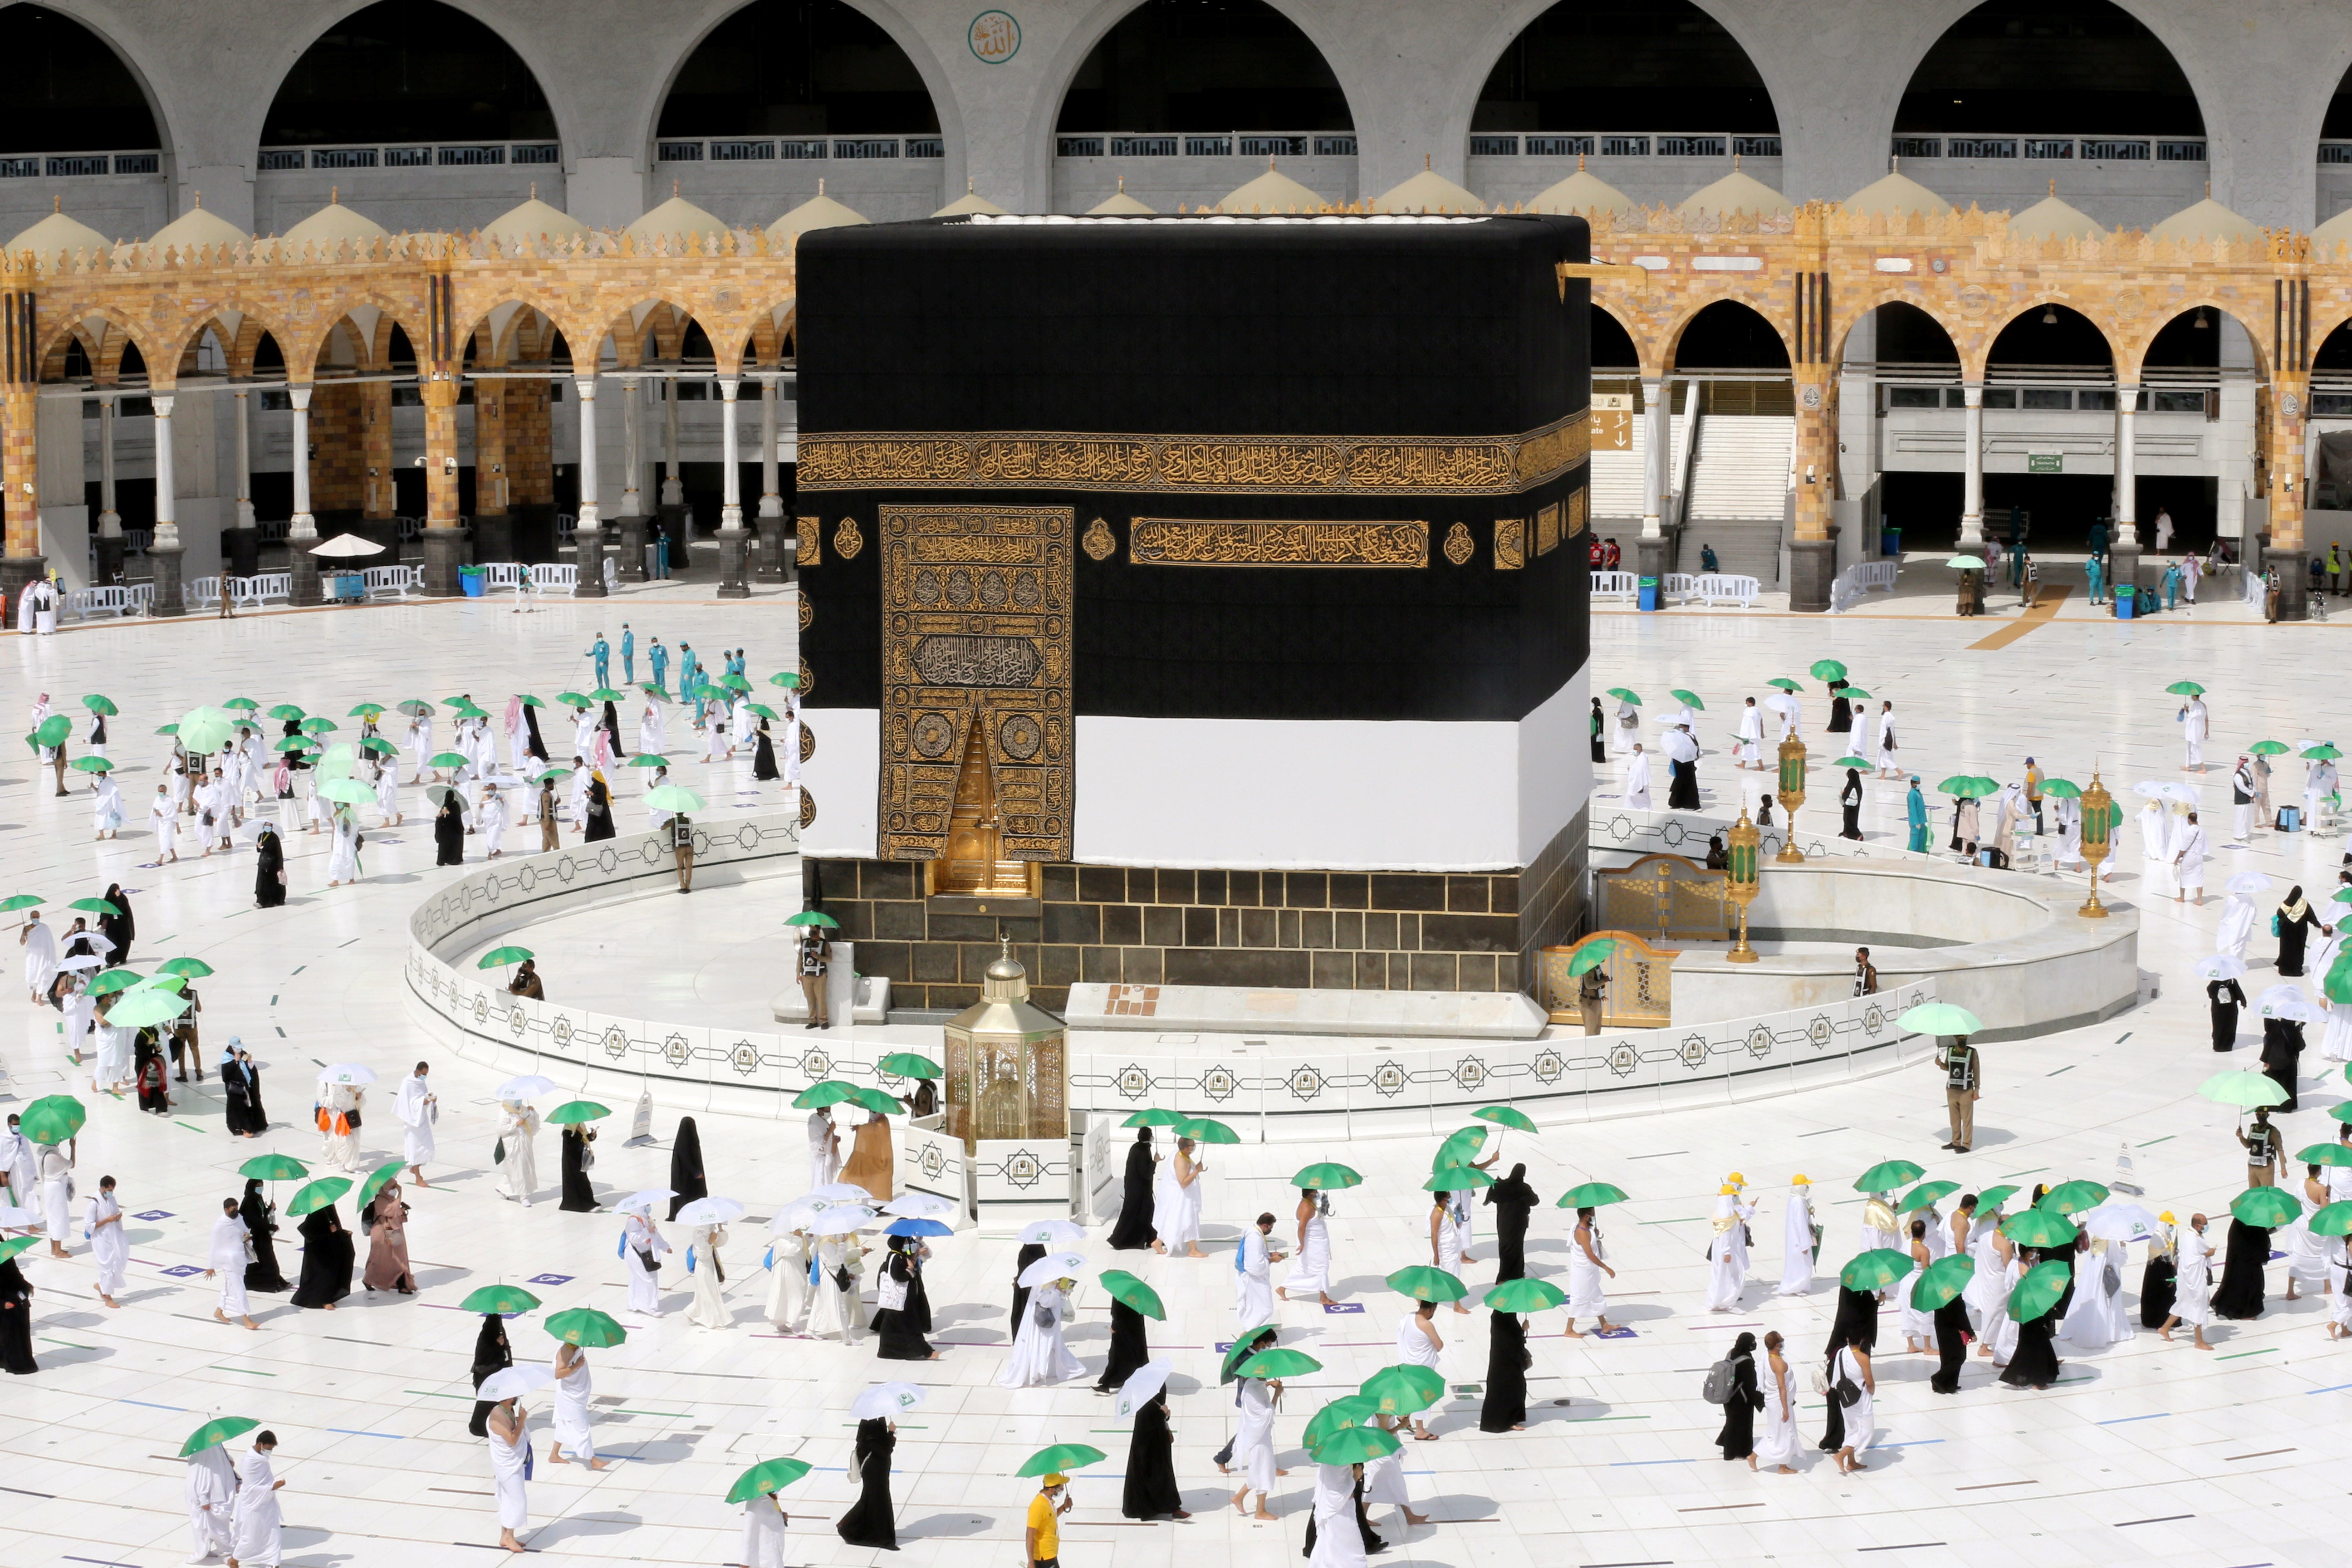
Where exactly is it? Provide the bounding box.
[1701,1357,1738,1404]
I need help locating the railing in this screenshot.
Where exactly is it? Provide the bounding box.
[258,142,559,172]
[655,135,944,162]
[1829,560,1898,614]
[1467,133,1780,159]
[1055,132,1358,158]
[1891,134,2205,163]
[1589,568,1640,600]
[363,565,419,599]
[0,151,161,179]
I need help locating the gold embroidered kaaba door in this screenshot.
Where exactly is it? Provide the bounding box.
[879,504,1073,872]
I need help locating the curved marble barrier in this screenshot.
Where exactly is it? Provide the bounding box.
[403,814,1947,1139]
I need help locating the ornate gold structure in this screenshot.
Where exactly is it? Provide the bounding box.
[1538,929,1678,1029]
[1775,737,1809,862]
[2078,770,2114,919]
[1127,519,1426,567]
[942,941,1067,1152]
[1725,807,1762,963]
[1595,852,1731,940]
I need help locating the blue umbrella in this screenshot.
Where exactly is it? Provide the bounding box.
[883,1217,953,1238]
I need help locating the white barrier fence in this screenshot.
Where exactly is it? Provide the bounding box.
[1831,560,1900,613]
[1592,570,1759,608]
[1590,570,1639,600]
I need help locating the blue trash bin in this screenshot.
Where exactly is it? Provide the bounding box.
[1637,576,1660,611]
[1880,527,1901,558]
[459,569,485,598]
[2115,586,2135,619]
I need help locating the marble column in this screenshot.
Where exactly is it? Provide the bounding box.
[93,393,123,584]
[755,376,786,581]
[1637,376,1668,579]
[148,394,184,616]
[716,376,749,598]
[616,375,647,580]
[572,375,605,598]
[1959,382,1984,547]
[287,387,322,606]
[224,388,258,576]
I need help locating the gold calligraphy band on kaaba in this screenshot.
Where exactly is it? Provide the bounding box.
[1127,520,1429,568]
[798,410,1590,498]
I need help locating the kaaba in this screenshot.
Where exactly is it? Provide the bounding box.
[794,211,1593,1014]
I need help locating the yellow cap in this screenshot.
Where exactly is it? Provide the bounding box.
[2159,1210,2175,1223]
[1043,1473,1068,1486]
[1719,1184,1737,1196]
[1792,1174,1811,1186]
[1727,1171,1747,1186]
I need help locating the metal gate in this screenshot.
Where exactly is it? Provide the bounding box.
[1594,852,1731,941]
[1537,929,1679,1029]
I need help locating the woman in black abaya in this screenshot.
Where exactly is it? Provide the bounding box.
[289,1202,355,1309]
[872,1236,938,1361]
[0,1258,34,1373]
[240,1179,288,1293]
[521,704,549,764]
[559,1123,598,1212]
[2141,1229,2179,1327]
[1817,1287,1877,1451]
[752,719,781,781]
[253,828,287,908]
[666,1117,707,1220]
[1106,1127,1158,1251]
[467,1313,513,1437]
[432,796,466,867]
[2259,1018,2305,1111]
[223,1047,267,1137]
[1121,1387,1187,1519]
[1928,1295,1970,1393]
[1093,1294,1150,1392]
[1999,1254,2063,1389]
[1714,1331,1760,1457]
[2277,887,2323,975]
[98,883,134,965]
[600,700,627,761]
[2212,1217,2272,1318]
[1484,1163,1538,1281]
[583,775,616,841]
[1479,1310,1528,1431]
[835,1416,898,1549]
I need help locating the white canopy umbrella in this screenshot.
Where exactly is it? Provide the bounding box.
[2194,955,2248,982]
[850,1382,928,1421]
[1017,1218,1086,1250]
[309,532,386,558]
[2082,1201,2165,1244]
[2256,984,2318,1021]
[2225,872,2273,897]
[477,1364,556,1402]
[613,1187,676,1215]
[1114,1359,1173,1421]
[496,1073,562,1101]
[318,1063,377,1086]
[1017,1250,1093,1289]
[675,1195,746,1226]
[808,1205,877,1236]
[879,1192,958,1220]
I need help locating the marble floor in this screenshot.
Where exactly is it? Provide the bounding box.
[2,578,2347,1568]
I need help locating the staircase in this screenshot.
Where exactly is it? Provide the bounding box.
[1674,415,1793,581]
[1588,412,1690,526]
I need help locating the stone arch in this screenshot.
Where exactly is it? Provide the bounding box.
[1828,290,1969,372]
[1465,0,1779,138]
[36,310,164,389]
[1963,297,2120,382]
[162,301,302,382]
[1662,293,1795,373]
[455,298,588,370]
[1051,0,1356,134]
[0,5,180,173]
[1893,0,2206,137]
[2116,299,2272,385]
[284,294,434,382]
[250,0,569,156]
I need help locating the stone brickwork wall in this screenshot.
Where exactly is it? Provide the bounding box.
[310,383,365,513]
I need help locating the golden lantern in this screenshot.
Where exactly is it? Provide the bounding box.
[2078,769,2113,919]
[1725,807,1762,962]
[1774,735,1808,862]
[942,939,1068,1151]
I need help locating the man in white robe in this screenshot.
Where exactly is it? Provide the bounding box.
[1704,1181,1754,1310]
[0,1115,35,1209]
[20,912,56,1004]
[185,1442,238,1562]
[229,1436,284,1566]
[2171,811,2209,905]
[207,1197,257,1329]
[2180,694,2208,771]
[1230,1371,1280,1519]
[808,1109,840,1190]
[1731,696,1764,770]
[1621,743,1652,809]
[740,1489,789,1568]
[1778,1176,1816,1294]
[395,1063,437,1187]
[150,787,180,863]
[480,785,508,858]
[2138,799,2172,897]
[87,1175,127,1307]
[2161,1212,2213,1350]
[622,1210,669,1316]
[1235,1212,1284,1327]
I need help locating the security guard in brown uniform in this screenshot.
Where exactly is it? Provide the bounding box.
[1937,1036,1980,1152]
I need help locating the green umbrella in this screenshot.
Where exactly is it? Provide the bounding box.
[532,767,572,783]
[1312,1425,1403,1466]
[316,778,374,806]
[1424,1166,1494,1191]
[158,958,214,978]
[2164,681,2205,696]
[360,737,398,755]
[2328,1100,2352,1124]
[2038,1180,2110,1217]
[1999,1208,2078,1248]
[2232,1186,2301,1227]
[1474,1105,1538,1134]
[1098,1269,1167,1320]
[1240,1347,1322,1380]
[1898,1180,1961,1213]
[1976,1184,2022,1212]
[478,946,534,970]
[20,1094,87,1144]
[1668,689,1705,710]
[2008,1259,2072,1323]
[2249,740,2291,756]
[1566,938,1618,977]
[1839,1248,1916,1292]
[1854,1159,1926,1193]
[1484,1276,1567,1312]
[645,784,705,813]
[221,697,261,712]
[1605,687,1642,705]
[546,1306,629,1347]
[878,1052,943,1079]
[2299,1143,2352,1167]
[29,715,69,747]
[845,1085,906,1116]
[2328,963,2352,1008]
[69,756,113,774]
[2309,1201,2352,1237]
[770,671,803,690]
[1945,555,1986,570]
[589,687,625,703]
[722,673,753,692]
[0,894,42,912]
[459,1284,544,1315]
[1436,1126,1489,1170]
[1303,1395,1382,1447]
[67,897,121,916]
[0,1236,34,1264]
[238,1153,308,1181]
[153,723,179,737]
[2039,778,2083,799]
[727,1457,813,1503]
[1897,1003,1980,1036]
[1558,1181,1630,1209]
[300,717,338,735]
[516,695,547,709]
[1810,660,1848,681]
[357,1160,407,1209]
[2306,745,2344,761]
[555,692,590,708]
[1179,1116,1240,1145]
[135,974,187,995]
[786,911,842,929]
[178,1416,261,1458]
[102,989,188,1029]
[746,703,781,721]
[88,969,142,996]
[1833,755,1871,769]
[267,704,305,721]
[2200,1070,2289,1109]
[427,751,471,769]
[272,736,315,754]
[286,1177,352,1217]
[627,753,670,769]
[1386,1264,1467,1303]
[1292,1162,1364,1190]
[1841,688,1873,702]
[1910,1253,1975,1311]
[1936,776,2001,799]
[1017,1443,1107,1478]
[1359,1364,1446,1416]
[793,1081,861,1109]
[1223,1324,1278,1382]
[347,702,385,718]
[546,1101,610,1125]
[1122,1108,1188,1129]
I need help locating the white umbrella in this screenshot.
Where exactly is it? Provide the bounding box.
[1760,691,1797,717]
[2083,1202,2165,1244]
[56,953,103,971]
[1114,1359,1173,1421]
[675,1195,745,1226]
[809,1182,871,1202]
[850,1382,928,1421]
[2256,984,2318,1021]
[879,1192,958,1220]
[1660,728,1699,764]
[1018,1250,1092,1289]
[772,1194,839,1232]
[808,1205,877,1236]
[309,532,387,558]
[2131,779,2167,799]
[317,1063,377,1086]
[477,1364,556,1402]
[496,1073,561,1101]
[2225,872,2273,896]
[614,1187,676,1215]
[0,1204,39,1228]
[1017,1218,1086,1249]
[2195,955,2249,982]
